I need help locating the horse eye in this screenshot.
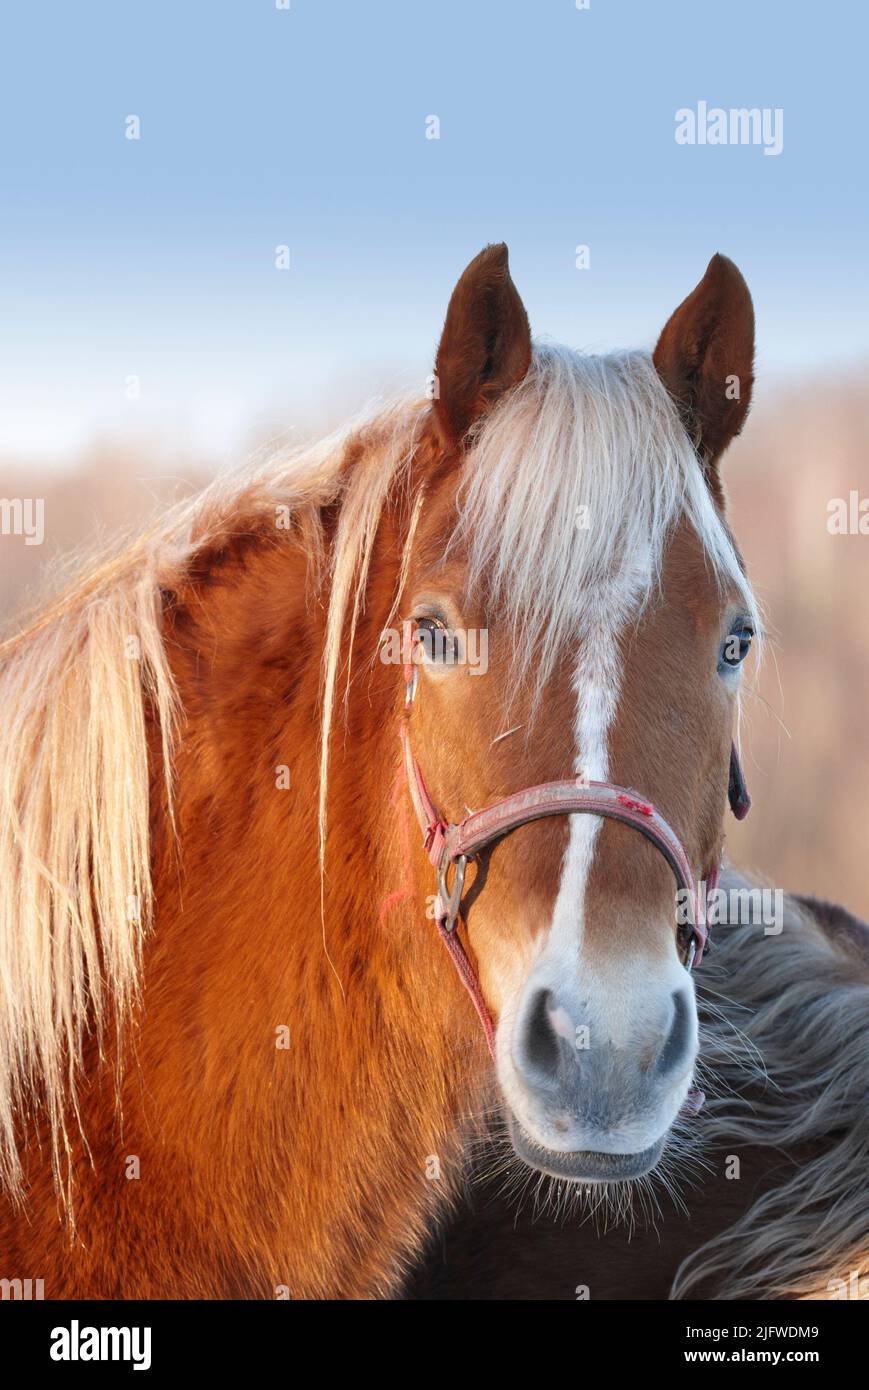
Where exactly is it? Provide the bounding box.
[719,622,754,670]
[414,617,458,665]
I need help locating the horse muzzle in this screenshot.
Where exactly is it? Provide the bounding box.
[498,964,699,1180]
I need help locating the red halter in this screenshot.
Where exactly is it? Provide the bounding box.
[399,625,750,1059]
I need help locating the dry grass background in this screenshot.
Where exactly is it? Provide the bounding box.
[725,371,869,914]
[1,372,867,914]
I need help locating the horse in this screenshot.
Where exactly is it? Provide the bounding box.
[406,888,869,1300]
[0,244,864,1298]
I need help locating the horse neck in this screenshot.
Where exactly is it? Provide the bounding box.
[143,524,487,1295]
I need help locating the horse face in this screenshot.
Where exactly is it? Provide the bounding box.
[404,245,755,1182]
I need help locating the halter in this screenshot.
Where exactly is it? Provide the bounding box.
[398,623,750,1058]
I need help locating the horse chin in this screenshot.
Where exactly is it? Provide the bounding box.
[506,1114,667,1184]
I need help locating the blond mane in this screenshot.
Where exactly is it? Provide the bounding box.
[0,398,420,1198]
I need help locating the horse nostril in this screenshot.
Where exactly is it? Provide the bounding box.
[655,989,692,1077]
[521,988,561,1079]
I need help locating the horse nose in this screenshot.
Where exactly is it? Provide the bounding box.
[517,988,562,1084]
[653,987,693,1077]
[513,986,694,1092]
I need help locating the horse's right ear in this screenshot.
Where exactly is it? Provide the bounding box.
[432,243,532,447]
[653,254,755,478]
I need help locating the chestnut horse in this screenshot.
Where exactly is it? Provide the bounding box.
[0,246,863,1298]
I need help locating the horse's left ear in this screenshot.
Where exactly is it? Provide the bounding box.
[653,254,755,479]
[432,243,532,447]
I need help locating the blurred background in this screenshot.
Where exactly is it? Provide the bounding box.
[1,1,867,910]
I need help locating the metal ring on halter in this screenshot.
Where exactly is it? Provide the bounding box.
[436,854,468,933]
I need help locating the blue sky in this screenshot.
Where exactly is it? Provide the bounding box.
[1,0,866,462]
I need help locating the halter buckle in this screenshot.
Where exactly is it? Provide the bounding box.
[436,854,468,933]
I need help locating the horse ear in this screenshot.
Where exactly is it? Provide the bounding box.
[433,243,532,446]
[653,254,755,477]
